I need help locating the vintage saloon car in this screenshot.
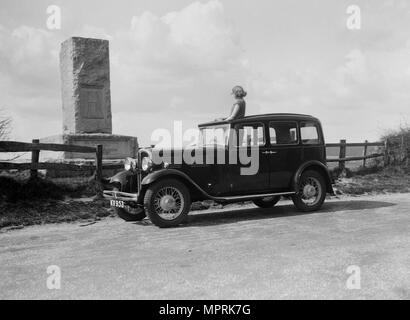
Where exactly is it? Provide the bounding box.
[103,113,334,228]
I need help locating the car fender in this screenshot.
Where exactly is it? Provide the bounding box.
[141,169,210,197]
[109,170,133,191]
[293,160,334,195]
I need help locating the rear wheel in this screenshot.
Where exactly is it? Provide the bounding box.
[144,179,191,228]
[253,196,280,208]
[292,170,326,212]
[113,188,146,221]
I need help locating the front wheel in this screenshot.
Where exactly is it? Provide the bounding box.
[144,179,191,228]
[292,170,326,212]
[253,196,280,208]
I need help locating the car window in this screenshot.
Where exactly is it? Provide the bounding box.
[200,124,230,147]
[269,121,298,145]
[301,122,320,145]
[235,123,265,147]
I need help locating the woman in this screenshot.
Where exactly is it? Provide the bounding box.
[225,85,247,120]
[214,86,247,121]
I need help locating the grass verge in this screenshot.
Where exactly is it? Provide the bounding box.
[0,199,114,230]
[333,166,410,195]
[1,166,410,230]
[0,175,113,230]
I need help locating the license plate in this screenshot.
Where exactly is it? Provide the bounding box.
[110,200,125,208]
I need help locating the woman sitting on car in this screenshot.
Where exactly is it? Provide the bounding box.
[216,86,247,121]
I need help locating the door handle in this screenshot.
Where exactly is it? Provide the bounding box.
[262,151,277,154]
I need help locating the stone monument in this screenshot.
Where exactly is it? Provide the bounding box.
[41,37,138,160]
[61,37,112,135]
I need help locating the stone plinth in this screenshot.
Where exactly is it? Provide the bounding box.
[40,134,138,160]
[60,37,112,134]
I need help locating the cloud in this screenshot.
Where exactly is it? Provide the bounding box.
[80,25,113,41]
[1,0,410,145]
[111,0,248,118]
[128,0,242,72]
[0,25,60,90]
[0,25,63,142]
[247,43,410,141]
[0,1,249,142]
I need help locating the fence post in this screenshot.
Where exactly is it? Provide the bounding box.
[406,135,409,168]
[362,140,368,168]
[95,144,103,198]
[384,139,389,166]
[338,139,346,172]
[400,134,405,164]
[30,139,40,179]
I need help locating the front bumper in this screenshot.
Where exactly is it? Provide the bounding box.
[103,190,139,202]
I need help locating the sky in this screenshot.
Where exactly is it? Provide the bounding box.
[0,0,409,146]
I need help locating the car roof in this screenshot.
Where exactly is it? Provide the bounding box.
[198,113,319,127]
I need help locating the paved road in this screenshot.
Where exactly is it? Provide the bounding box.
[1,193,410,299]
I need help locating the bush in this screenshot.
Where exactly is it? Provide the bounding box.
[0,176,112,229]
[0,109,11,140]
[382,124,410,167]
[0,176,90,203]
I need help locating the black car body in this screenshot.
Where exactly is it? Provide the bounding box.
[104,113,334,227]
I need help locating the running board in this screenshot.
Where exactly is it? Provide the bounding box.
[209,191,296,202]
[103,189,295,203]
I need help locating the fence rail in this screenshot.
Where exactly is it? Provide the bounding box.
[0,138,388,187]
[325,139,385,171]
[0,141,97,153]
[325,142,385,148]
[0,139,120,197]
[326,153,384,162]
[0,162,96,171]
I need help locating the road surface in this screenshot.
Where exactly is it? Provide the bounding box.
[1,193,410,299]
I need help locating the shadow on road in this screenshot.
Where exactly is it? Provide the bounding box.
[180,199,396,227]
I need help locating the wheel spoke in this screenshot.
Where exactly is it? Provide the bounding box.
[299,176,322,206]
[153,186,185,220]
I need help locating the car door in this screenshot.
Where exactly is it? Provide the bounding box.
[268,121,302,190]
[182,125,231,196]
[227,122,271,195]
[300,121,325,162]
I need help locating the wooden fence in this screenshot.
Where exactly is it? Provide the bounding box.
[325,139,385,171]
[0,139,122,197]
[0,138,388,189]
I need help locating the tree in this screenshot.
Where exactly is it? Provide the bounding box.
[0,109,11,140]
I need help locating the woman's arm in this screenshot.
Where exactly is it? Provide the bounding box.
[225,104,241,121]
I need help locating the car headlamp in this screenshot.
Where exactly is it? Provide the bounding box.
[141,157,153,171]
[124,157,137,171]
